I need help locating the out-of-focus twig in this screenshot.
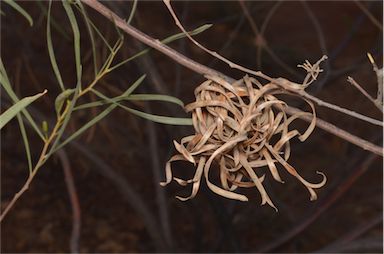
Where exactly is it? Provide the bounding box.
[257,152,379,252]
[301,1,328,60]
[319,236,383,253]
[57,149,81,254]
[70,141,169,251]
[85,92,98,142]
[354,0,383,31]
[238,0,300,78]
[314,214,382,253]
[127,37,177,249]
[208,195,241,252]
[145,108,174,250]
[1,98,168,251]
[208,9,245,68]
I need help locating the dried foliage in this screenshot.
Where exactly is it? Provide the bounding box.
[161,60,329,210]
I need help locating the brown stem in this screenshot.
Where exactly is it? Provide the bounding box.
[81,0,383,157]
[57,149,81,253]
[284,106,382,156]
[0,116,63,221]
[81,0,220,78]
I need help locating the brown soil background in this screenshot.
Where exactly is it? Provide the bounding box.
[1,1,383,253]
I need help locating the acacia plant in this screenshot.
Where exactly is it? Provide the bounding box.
[1,0,382,226]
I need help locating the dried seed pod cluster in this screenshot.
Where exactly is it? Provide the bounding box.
[161,74,326,210]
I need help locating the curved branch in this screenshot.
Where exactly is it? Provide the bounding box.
[81,0,383,157]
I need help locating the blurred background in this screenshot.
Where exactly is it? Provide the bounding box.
[1,1,383,252]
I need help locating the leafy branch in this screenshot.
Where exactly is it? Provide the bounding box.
[0,0,211,221]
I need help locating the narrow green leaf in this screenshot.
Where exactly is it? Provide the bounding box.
[74,74,146,110]
[37,0,71,41]
[0,90,47,129]
[16,115,33,173]
[0,54,34,171]
[78,1,98,77]
[126,0,137,25]
[74,75,146,110]
[112,17,124,41]
[73,100,108,110]
[92,90,192,126]
[52,75,146,153]
[47,0,65,91]
[74,93,184,110]
[109,23,213,72]
[120,74,147,96]
[62,0,82,85]
[0,57,11,85]
[48,50,86,155]
[55,89,75,116]
[127,94,184,107]
[53,103,114,152]
[97,37,123,75]
[0,59,45,140]
[73,4,113,52]
[162,24,213,44]
[4,0,33,26]
[1,9,6,16]
[48,88,80,157]
[120,107,192,126]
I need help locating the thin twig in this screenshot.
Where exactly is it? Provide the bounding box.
[80,0,383,156]
[300,0,331,93]
[165,0,381,127]
[347,76,382,111]
[57,149,81,253]
[0,106,69,221]
[68,141,169,251]
[81,0,220,78]
[367,52,383,107]
[256,73,383,127]
[298,89,382,126]
[284,106,382,156]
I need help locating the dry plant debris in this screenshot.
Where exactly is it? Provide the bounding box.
[161,62,327,210]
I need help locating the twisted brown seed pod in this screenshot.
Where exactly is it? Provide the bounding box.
[161,74,326,210]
